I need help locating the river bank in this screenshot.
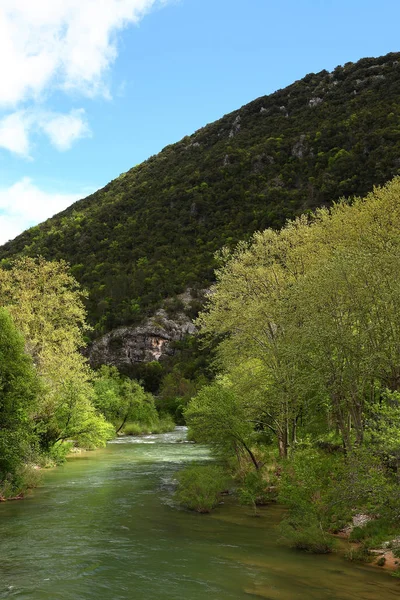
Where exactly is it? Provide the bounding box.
[335,527,400,573]
[1,428,400,599]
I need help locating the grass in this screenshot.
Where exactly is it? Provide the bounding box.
[122,414,176,436]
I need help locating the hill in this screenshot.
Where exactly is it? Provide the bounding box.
[1,52,400,341]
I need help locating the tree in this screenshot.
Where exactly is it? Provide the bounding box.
[196,178,400,454]
[93,366,158,433]
[0,257,113,451]
[196,228,310,457]
[35,355,114,450]
[0,308,39,483]
[185,377,261,470]
[0,256,88,368]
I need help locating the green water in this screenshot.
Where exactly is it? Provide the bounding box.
[1,428,400,600]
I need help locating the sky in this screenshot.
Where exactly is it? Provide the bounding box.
[1,0,400,244]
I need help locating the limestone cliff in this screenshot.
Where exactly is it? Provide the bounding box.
[87,308,196,371]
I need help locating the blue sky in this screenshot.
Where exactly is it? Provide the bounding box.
[1,0,400,243]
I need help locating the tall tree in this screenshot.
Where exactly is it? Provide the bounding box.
[0,257,112,450]
[0,308,39,483]
[196,177,400,454]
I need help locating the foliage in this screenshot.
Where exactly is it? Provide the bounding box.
[157,367,209,423]
[0,464,42,501]
[278,450,343,526]
[149,414,176,434]
[175,464,230,513]
[0,256,88,366]
[278,515,336,554]
[93,366,159,431]
[237,470,277,515]
[185,377,262,470]
[0,257,115,489]
[0,257,113,451]
[197,177,400,457]
[349,519,394,547]
[1,54,400,339]
[120,415,175,435]
[0,308,40,485]
[46,441,75,465]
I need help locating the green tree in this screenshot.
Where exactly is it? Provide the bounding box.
[0,308,40,484]
[197,178,400,454]
[93,366,158,433]
[185,377,261,470]
[0,257,113,452]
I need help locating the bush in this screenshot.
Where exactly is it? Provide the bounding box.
[391,569,400,578]
[349,526,368,542]
[0,464,41,500]
[278,449,347,528]
[150,414,176,434]
[237,470,277,515]
[122,422,152,435]
[350,518,399,550]
[121,414,175,435]
[344,546,371,562]
[175,465,231,513]
[279,515,336,554]
[48,441,74,465]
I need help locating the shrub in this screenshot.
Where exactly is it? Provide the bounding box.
[237,470,277,515]
[347,518,393,547]
[0,464,41,500]
[121,414,175,435]
[48,441,74,465]
[279,515,336,554]
[122,422,151,435]
[175,465,231,513]
[349,526,368,542]
[344,546,371,562]
[150,414,176,434]
[391,569,400,578]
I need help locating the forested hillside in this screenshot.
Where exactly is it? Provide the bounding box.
[2,52,400,336]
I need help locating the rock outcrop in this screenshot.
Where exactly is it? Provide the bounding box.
[87,308,196,371]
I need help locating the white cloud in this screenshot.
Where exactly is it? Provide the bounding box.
[0,178,84,244]
[0,112,30,156]
[0,0,165,107]
[40,109,91,150]
[0,108,90,157]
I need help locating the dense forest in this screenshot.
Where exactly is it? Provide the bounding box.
[1,53,400,337]
[181,177,400,558]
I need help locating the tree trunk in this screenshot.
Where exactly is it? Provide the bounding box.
[241,440,260,471]
[278,429,288,458]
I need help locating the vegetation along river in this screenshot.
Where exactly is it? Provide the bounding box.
[1,427,400,600]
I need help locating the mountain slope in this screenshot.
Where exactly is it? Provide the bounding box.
[2,52,400,337]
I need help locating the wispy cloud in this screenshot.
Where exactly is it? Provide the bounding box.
[0,109,91,157]
[0,178,87,244]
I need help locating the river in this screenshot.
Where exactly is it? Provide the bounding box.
[1,427,400,599]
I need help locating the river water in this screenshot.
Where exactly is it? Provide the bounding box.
[1,427,400,599]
